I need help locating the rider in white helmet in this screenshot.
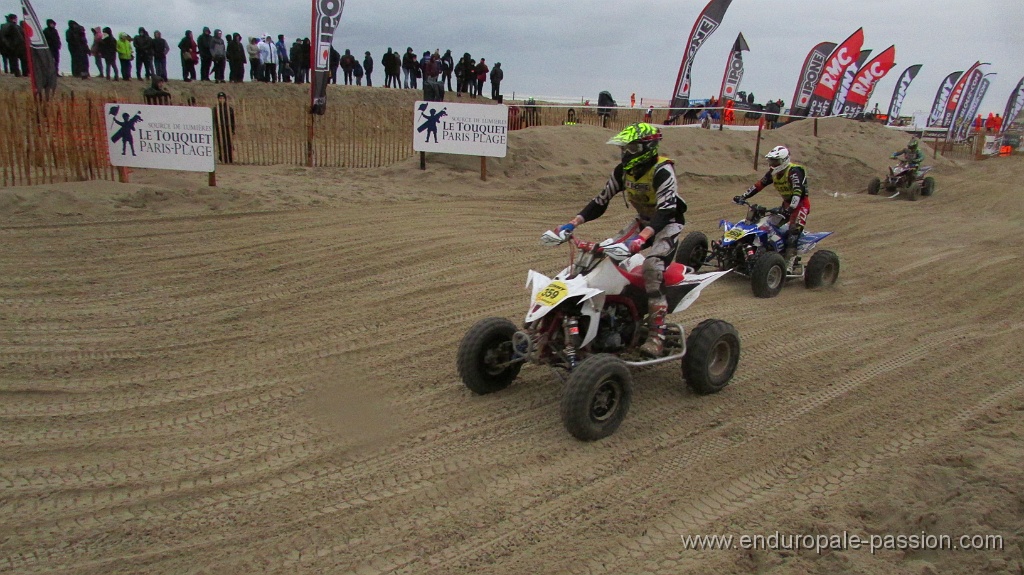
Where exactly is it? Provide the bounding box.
[733,145,809,272]
[549,122,687,357]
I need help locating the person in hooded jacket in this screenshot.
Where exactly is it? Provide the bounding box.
[116,32,134,81]
[152,31,169,81]
[99,27,118,79]
[362,51,373,87]
[340,49,355,85]
[197,27,212,81]
[143,75,171,105]
[90,26,104,76]
[489,62,503,100]
[44,20,62,75]
[227,33,245,83]
[0,14,25,77]
[133,27,154,81]
[210,29,226,83]
[441,49,454,91]
[178,30,197,82]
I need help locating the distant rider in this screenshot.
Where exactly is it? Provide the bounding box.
[733,145,809,273]
[891,137,925,178]
[548,122,687,357]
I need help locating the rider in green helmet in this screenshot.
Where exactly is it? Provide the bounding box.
[548,122,688,357]
[892,137,925,178]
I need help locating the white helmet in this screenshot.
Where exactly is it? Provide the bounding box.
[765,145,791,175]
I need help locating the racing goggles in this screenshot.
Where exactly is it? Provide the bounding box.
[622,141,645,155]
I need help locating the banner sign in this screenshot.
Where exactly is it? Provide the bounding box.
[310,0,346,115]
[670,0,733,110]
[886,64,922,125]
[926,71,963,127]
[941,61,983,128]
[842,45,897,115]
[790,41,837,117]
[412,102,508,158]
[806,28,865,117]
[834,49,872,114]
[104,104,215,172]
[1001,76,1024,133]
[951,72,991,142]
[20,0,56,96]
[718,32,749,103]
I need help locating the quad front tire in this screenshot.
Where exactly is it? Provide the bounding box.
[804,250,840,289]
[867,177,880,195]
[675,231,709,272]
[750,252,786,298]
[683,319,740,395]
[457,317,522,395]
[560,354,633,441]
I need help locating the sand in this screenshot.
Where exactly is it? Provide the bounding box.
[1,79,1023,574]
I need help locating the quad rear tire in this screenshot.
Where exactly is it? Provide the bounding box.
[867,177,880,195]
[560,354,633,441]
[804,250,840,289]
[922,176,935,197]
[750,252,786,298]
[675,231,709,272]
[682,319,740,395]
[906,182,921,201]
[457,317,522,395]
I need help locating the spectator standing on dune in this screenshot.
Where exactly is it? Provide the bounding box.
[197,27,213,81]
[100,27,118,79]
[441,49,454,91]
[245,37,260,81]
[45,20,62,75]
[116,32,134,81]
[363,51,373,86]
[227,32,245,83]
[152,31,169,81]
[178,30,197,82]
[489,62,502,100]
[210,29,226,83]
[90,26,103,76]
[133,27,154,81]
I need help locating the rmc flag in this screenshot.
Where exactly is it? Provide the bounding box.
[20,0,56,97]
[842,45,897,116]
[833,49,872,115]
[670,0,733,111]
[1000,76,1024,133]
[806,28,865,117]
[886,64,923,125]
[718,32,749,103]
[790,41,837,117]
[310,0,345,115]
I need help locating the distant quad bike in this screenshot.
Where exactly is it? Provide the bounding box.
[867,161,935,201]
[675,200,839,299]
[457,230,741,441]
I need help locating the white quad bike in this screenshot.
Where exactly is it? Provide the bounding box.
[457,230,741,441]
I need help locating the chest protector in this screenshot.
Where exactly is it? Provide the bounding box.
[624,156,673,219]
[771,162,805,201]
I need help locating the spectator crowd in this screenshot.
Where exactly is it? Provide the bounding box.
[0,12,506,99]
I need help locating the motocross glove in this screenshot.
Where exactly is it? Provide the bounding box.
[555,222,575,241]
[733,195,745,205]
[627,236,645,254]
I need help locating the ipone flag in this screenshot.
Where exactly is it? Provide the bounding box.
[833,49,872,115]
[790,41,837,117]
[310,0,346,115]
[941,61,983,128]
[886,64,922,125]
[843,44,897,115]
[1001,76,1024,133]
[670,0,733,110]
[718,32,749,103]
[926,71,963,127]
[806,28,865,117]
[20,0,56,97]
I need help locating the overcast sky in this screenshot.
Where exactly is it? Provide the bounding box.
[26,0,1024,117]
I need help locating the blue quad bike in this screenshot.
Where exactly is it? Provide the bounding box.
[675,200,840,298]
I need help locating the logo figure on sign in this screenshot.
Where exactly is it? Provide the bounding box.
[110,110,144,156]
[417,104,447,143]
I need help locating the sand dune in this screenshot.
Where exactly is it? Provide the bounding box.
[1,85,1022,574]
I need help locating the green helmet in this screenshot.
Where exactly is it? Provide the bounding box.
[607,122,662,173]
[907,138,919,149]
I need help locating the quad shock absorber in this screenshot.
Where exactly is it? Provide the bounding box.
[563,316,581,369]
